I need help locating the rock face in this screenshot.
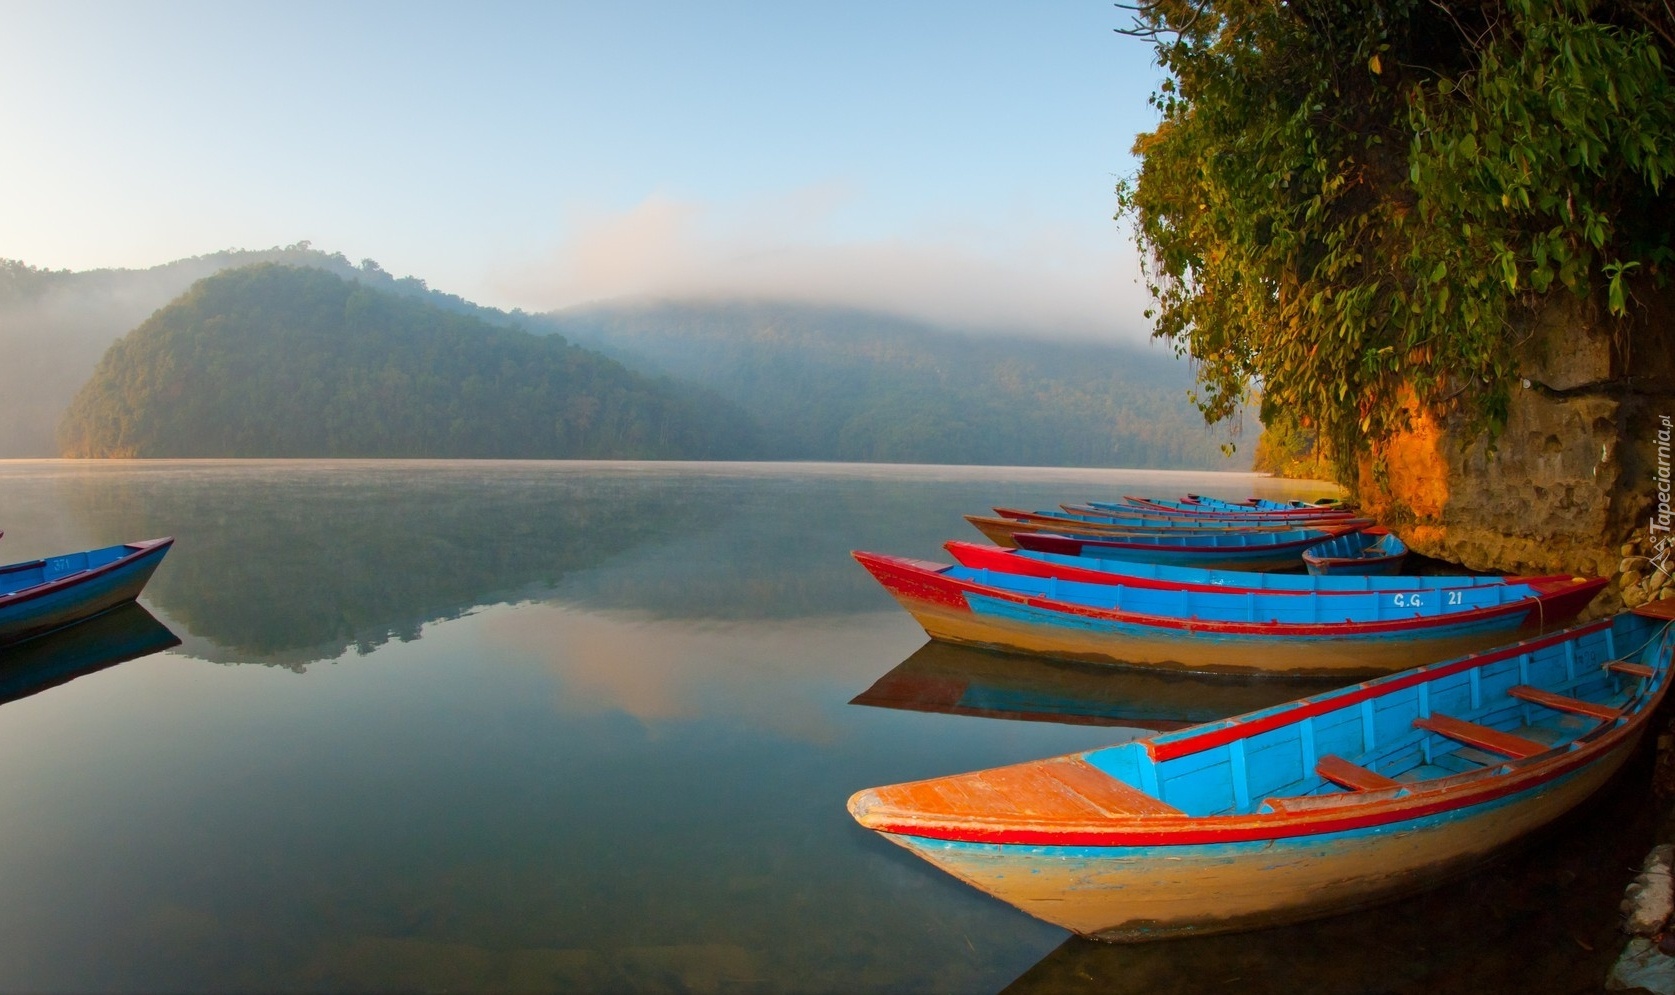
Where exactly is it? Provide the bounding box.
[1356,289,1675,612]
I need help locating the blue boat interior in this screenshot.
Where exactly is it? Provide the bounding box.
[1032,508,1338,531]
[1054,528,1336,551]
[1305,532,1409,561]
[946,566,1540,623]
[1100,495,1324,513]
[0,544,137,597]
[998,546,1507,593]
[1080,614,1671,818]
[1184,495,1324,512]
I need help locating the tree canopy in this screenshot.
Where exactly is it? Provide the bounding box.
[1120,0,1675,474]
[57,265,760,459]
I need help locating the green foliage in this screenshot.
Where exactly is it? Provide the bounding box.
[1251,404,1336,480]
[57,265,759,459]
[1120,0,1675,476]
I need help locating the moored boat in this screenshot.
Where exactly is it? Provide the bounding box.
[1092,496,1360,519]
[943,540,1535,595]
[850,550,1606,676]
[1185,494,1348,512]
[1009,526,1361,571]
[848,603,1674,940]
[967,515,1362,557]
[997,506,1373,534]
[1304,530,1409,575]
[0,538,175,646]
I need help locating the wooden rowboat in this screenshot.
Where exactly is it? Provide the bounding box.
[1118,495,1354,516]
[942,540,1539,595]
[1010,527,1363,572]
[0,538,174,646]
[997,507,1375,534]
[848,604,1675,941]
[851,550,1606,676]
[1086,498,1362,521]
[1304,530,1409,575]
[968,515,1362,557]
[1185,494,1350,512]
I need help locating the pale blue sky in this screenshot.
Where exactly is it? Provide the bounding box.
[1,2,1167,338]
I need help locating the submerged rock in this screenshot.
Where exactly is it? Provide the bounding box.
[1611,846,1675,993]
[1623,844,1675,936]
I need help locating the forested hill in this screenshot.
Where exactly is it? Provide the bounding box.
[0,246,506,456]
[545,300,1249,469]
[58,265,758,459]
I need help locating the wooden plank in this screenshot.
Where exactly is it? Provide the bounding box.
[1606,660,1655,679]
[1451,746,1503,767]
[1315,754,1401,792]
[1413,713,1549,759]
[1632,596,1675,621]
[1507,684,1621,720]
[1038,758,1184,817]
[856,755,1187,829]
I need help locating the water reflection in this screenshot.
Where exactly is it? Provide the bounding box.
[999,745,1660,995]
[12,460,1317,664]
[0,461,1644,993]
[479,602,916,741]
[853,640,1341,731]
[0,604,179,704]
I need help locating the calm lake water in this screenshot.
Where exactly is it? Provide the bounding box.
[0,460,1655,993]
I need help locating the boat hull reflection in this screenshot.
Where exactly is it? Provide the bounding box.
[0,603,180,704]
[852,641,1340,731]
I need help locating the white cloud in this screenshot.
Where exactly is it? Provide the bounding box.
[491,188,1157,342]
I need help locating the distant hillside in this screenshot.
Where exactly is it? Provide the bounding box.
[545,300,1249,469]
[10,244,1250,468]
[0,245,514,456]
[58,265,758,459]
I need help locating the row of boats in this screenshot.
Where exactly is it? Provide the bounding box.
[846,493,1675,942]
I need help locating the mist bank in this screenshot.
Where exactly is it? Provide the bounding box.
[8,245,1249,468]
[542,299,1249,469]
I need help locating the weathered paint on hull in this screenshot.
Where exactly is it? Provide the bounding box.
[878,739,1638,940]
[894,592,1549,677]
[0,543,171,646]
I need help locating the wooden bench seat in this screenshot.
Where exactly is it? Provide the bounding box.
[1606,660,1655,679]
[1413,713,1549,759]
[1507,685,1621,721]
[1315,754,1401,792]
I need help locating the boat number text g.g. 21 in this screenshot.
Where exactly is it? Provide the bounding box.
[1391,591,1466,608]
